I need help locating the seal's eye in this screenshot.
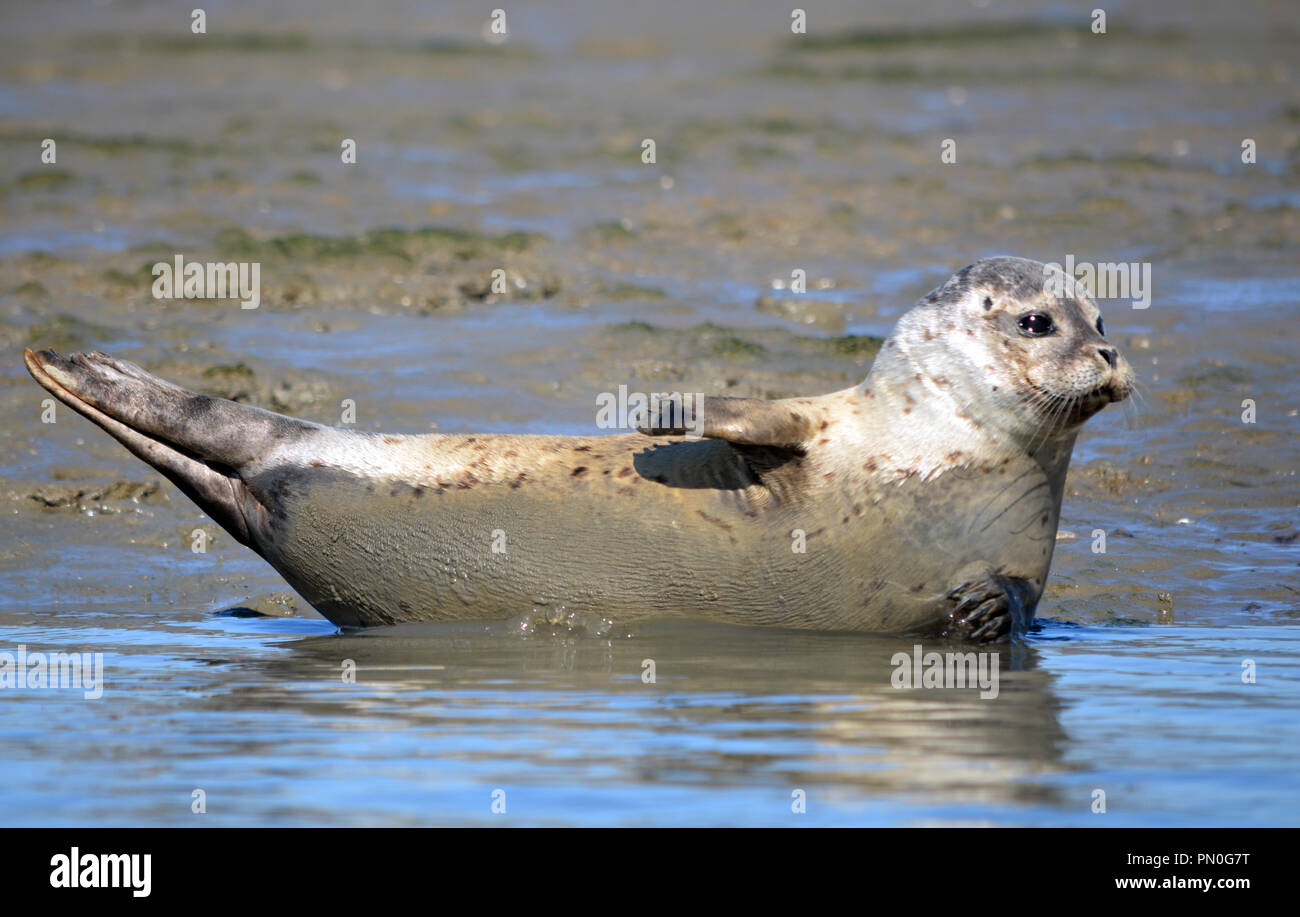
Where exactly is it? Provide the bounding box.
[1017,312,1055,337]
[1096,317,1105,336]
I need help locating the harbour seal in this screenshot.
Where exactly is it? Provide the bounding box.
[24,256,1132,641]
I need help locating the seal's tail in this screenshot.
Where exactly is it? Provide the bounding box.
[24,349,318,544]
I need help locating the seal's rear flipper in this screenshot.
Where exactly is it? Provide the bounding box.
[24,349,318,546]
[25,350,316,467]
[638,394,814,451]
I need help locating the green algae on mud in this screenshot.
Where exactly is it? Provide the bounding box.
[6,314,117,353]
[54,225,564,314]
[64,31,536,59]
[785,21,1185,53]
[605,321,879,359]
[208,225,544,264]
[583,322,883,400]
[3,170,77,192]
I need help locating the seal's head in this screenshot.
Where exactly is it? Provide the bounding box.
[877,256,1135,448]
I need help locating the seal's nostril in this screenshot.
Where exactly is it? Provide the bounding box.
[1098,347,1118,368]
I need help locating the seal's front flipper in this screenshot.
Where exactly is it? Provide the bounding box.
[943,570,1037,643]
[638,394,814,451]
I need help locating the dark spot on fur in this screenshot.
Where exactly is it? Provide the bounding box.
[617,467,633,478]
[824,471,835,481]
[509,473,527,489]
[983,296,993,310]
[413,487,424,498]
[383,436,402,444]
[697,510,733,532]
[571,466,587,477]
[819,420,829,430]
[574,445,591,452]
[818,437,830,446]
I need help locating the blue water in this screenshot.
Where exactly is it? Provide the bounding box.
[1,605,1294,826]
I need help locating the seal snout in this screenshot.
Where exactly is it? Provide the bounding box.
[1097,345,1135,406]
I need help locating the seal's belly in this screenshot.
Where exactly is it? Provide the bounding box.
[247,456,1059,632]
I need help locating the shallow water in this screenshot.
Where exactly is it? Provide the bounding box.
[0,0,1297,825]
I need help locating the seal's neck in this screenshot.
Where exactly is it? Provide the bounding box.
[855,339,1078,484]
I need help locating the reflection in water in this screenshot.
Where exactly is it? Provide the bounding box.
[214,619,1071,820]
[1,610,1297,825]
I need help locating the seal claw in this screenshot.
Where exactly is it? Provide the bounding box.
[944,570,1033,644]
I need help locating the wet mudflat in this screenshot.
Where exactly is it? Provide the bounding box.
[0,0,1296,825]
